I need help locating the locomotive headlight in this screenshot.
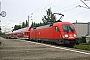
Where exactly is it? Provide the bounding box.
[65,34,68,37]
[62,34,68,38]
[62,35,65,38]
[74,34,76,37]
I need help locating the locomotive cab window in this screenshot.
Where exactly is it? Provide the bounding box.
[62,24,74,32]
[55,26,60,32]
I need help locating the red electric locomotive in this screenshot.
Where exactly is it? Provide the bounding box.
[30,13,79,47]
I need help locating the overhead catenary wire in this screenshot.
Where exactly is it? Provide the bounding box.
[33,2,81,21]
[80,0,90,9]
[34,1,80,17]
[53,2,81,12]
[77,0,90,9]
[33,0,51,13]
[59,2,90,13]
[32,1,79,19]
[44,0,62,10]
[30,0,65,22]
[32,0,68,14]
[63,9,90,20]
[30,0,90,24]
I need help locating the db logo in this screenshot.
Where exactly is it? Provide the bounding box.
[70,34,72,37]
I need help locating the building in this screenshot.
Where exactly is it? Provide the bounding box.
[73,22,88,38]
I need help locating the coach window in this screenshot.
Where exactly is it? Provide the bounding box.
[25,32,28,35]
[55,26,60,32]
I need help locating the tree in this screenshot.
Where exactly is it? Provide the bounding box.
[25,20,28,27]
[42,8,56,25]
[40,22,44,26]
[18,25,22,29]
[31,22,34,27]
[13,25,21,31]
[13,20,29,30]
[22,22,26,28]
[30,8,56,27]
[31,22,37,27]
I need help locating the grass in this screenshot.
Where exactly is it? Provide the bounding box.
[74,44,90,51]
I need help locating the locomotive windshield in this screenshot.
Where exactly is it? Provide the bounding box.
[62,24,74,32]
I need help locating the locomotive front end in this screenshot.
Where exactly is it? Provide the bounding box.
[61,23,79,46]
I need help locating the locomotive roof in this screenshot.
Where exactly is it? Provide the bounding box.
[35,24,51,29]
[5,32,13,34]
[55,22,71,24]
[33,22,72,30]
[13,27,30,33]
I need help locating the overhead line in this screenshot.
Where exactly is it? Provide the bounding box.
[32,0,51,13]
[52,0,72,8]
[33,0,54,13]
[32,0,65,22]
[44,0,60,9]
[33,0,66,14]
[32,1,90,23]
[53,2,81,12]
[64,10,90,20]
[80,0,90,9]
[33,1,79,19]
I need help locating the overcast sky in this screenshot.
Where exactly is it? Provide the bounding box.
[0,0,90,32]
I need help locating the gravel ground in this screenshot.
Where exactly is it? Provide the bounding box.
[0,37,90,60]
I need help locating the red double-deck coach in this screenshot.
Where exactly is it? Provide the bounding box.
[5,27,31,40]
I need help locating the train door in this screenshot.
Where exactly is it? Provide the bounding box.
[52,26,61,39]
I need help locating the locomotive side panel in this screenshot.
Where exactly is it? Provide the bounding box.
[30,25,62,41]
